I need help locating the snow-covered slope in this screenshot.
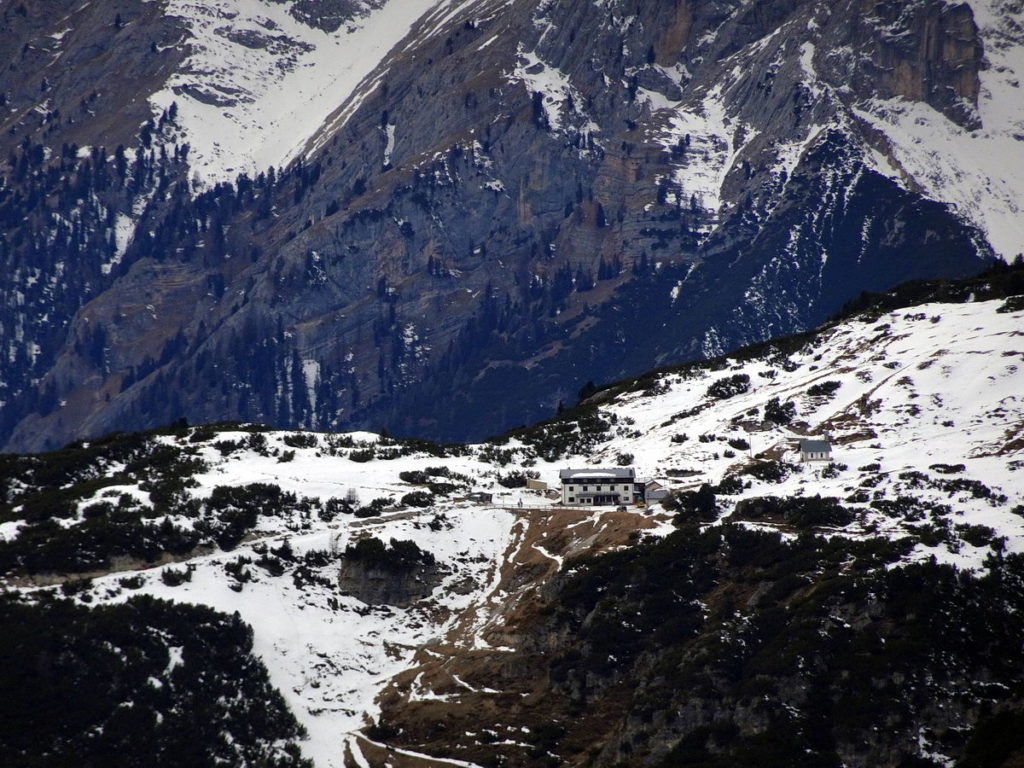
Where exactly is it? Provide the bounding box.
[150,0,444,186]
[856,0,1024,259]
[3,294,1022,766]
[124,496,516,768]
[571,297,1024,568]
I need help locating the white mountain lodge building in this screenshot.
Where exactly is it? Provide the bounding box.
[559,468,645,506]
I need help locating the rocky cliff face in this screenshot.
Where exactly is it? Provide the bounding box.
[2,0,1019,451]
[338,556,445,607]
[0,1,193,444]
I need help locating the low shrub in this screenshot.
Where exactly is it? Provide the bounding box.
[807,380,842,397]
[342,537,435,571]
[666,484,718,525]
[282,433,318,449]
[706,374,751,400]
[497,470,540,488]
[764,397,796,425]
[401,491,434,508]
[160,565,192,587]
[741,460,797,483]
[733,495,855,528]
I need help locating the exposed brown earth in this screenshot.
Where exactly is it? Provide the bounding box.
[354,505,665,768]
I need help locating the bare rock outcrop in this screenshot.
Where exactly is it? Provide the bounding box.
[338,537,444,607]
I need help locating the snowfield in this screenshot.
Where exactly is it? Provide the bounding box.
[111,503,517,768]
[65,436,526,768]
[575,297,1024,569]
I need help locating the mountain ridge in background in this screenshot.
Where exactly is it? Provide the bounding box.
[0,0,1021,451]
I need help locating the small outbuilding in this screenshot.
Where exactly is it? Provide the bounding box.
[644,479,669,502]
[799,439,833,462]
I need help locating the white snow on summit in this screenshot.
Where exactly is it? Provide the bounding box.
[149,0,1024,261]
[150,0,445,187]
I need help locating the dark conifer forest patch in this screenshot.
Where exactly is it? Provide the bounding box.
[545,525,1024,767]
[0,594,311,768]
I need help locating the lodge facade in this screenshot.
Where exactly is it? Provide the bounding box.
[559,468,645,506]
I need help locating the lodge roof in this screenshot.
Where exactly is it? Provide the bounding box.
[799,439,832,452]
[558,467,636,481]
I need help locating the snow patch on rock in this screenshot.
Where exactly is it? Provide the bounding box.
[151,0,444,187]
[855,0,1024,260]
